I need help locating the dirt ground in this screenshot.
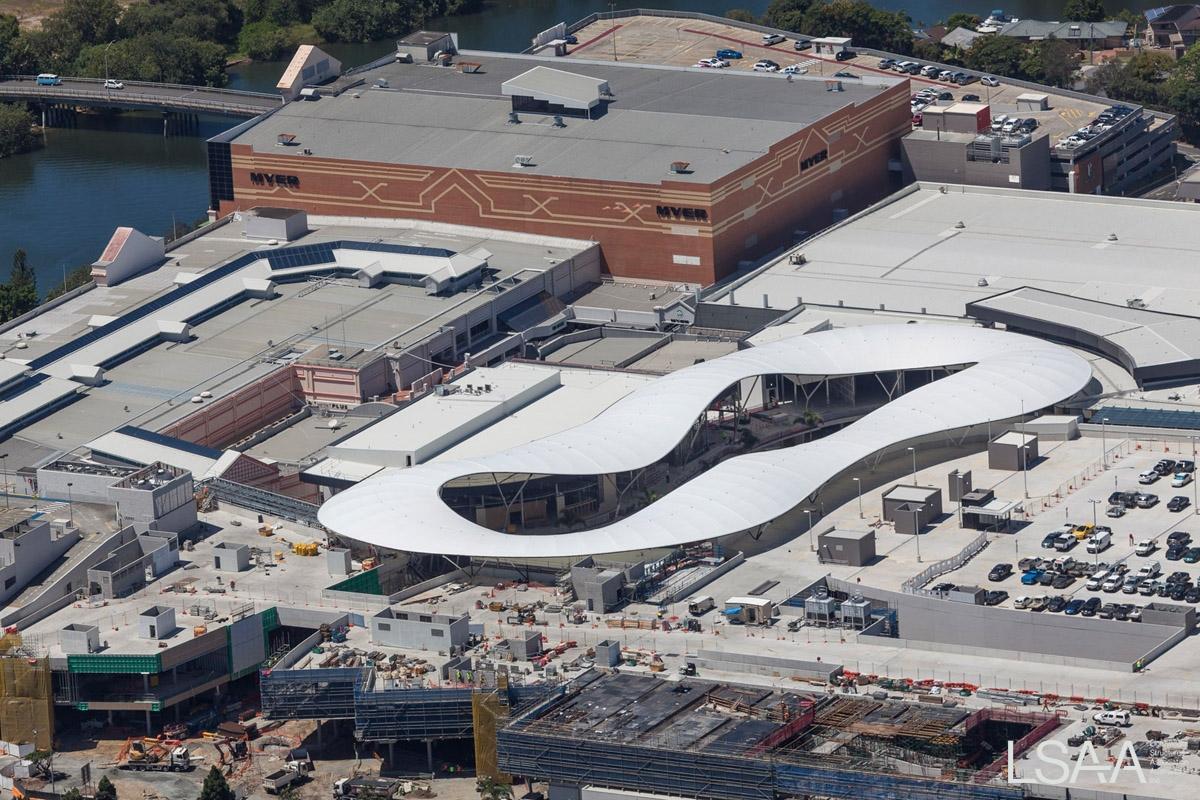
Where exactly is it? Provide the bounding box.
[23,719,487,800]
[0,0,134,28]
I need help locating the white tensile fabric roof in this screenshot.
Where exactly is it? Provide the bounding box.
[318,324,1092,558]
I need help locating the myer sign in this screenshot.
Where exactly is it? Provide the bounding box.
[249,172,300,188]
[1008,740,1146,787]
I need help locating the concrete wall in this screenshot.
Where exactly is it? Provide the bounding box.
[370,608,470,651]
[901,133,1052,191]
[833,578,1189,671]
[35,468,124,503]
[0,520,80,607]
[111,473,196,534]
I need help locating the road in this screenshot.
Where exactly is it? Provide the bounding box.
[0,75,282,117]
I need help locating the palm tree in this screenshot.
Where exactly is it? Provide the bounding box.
[477,777,513,800]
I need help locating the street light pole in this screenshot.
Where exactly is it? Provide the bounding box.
[0,453,8,509]
[1021,443,1029,499]
[66,482,73,523]
[907,446,917,484]
[1193,436,1198,515]
[1102,417,1109,469]
[913,505,923,563]
[805,508,816,552]
[852,477,863,518]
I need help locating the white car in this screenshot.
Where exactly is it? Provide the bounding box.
[1106,504,1125,518]
[762,33,786,45]
[938,69,954,81]
[103,79,124,90]
[1173,472,1192,487]
[1002,118,1021,133]
[1135,539,1156,556]
[1094,709,1131,727]
[1136,560,1161,580]
[781,64,808,75]
[1013,595,1031,609]
[981,76,1000,87]
[1085,570,1109,591]
[1139,469,1159,484]
[696,58,729,68]
[753,60,780,72]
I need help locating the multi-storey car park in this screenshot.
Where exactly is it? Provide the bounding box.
[4,11,1200,800]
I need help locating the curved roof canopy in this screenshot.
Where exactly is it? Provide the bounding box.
[318,324,1091,558]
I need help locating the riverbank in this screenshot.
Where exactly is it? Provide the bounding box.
[0,103,39,158]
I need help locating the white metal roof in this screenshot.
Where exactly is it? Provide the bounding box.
[318,324,1091,558]
[501,66,609,110]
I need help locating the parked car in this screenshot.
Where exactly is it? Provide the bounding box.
[937,69,954,81]
[988,563,1013,582]
[762,33,786,45]
[1187,586,1200,603]
[794,39,812,51]
[1168,530,1191,546]
[1085,570,1109,591]
[1029,596,1049,612]
[962,93,981,101]
[1173,472,1192,488]
[1051,573,1075,590]
[1013,595,1031,609]
[781,64,808,75]
[1072,522,1095,540]
[1107,505,1125,518]
[1139,469,1160,484]
[1129,606,1143,622]
[985,590,1008,606]
[1167,544,1187,561]
[1114,604,1133,620]
[981,75,1000,86]
[1041,532,1061,549]
[1046,596,1067,613]
[716,48,743,59]
[1081,597,1102,617]
[753,59,780,72]
[1185,548,1200,564]
[1135,539,1157,556]
[1094,709,1132,727]
[953,72,973,85]
[832,70,856,78]
[1019,118,1038,131]
[1064,598,1085,615]
[1020,569,1042,585]
[1136,493,1159,508]
[1101,575,1124,592]
[1038,571,1056,586]
[878,58,896,70]
[103,79,124,90]
[835,49,856,61]
[1136,561,1162,579]
[1169,496,1190,512]
[696,58,728,68]
[1156,459,1177,476]
[1140,580,1162,596]
[1178,460,1195,473]
[1122,577,1141,594]
[1054,534,1077,552]
[1098,603,1117,619]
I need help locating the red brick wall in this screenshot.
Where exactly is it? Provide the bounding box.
[163,366,299,449]
[221,84,910,284]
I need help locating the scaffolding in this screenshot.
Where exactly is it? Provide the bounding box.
[472,680,511,783]
[0,656,53,750]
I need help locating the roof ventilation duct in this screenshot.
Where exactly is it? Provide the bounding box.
[552,115,566,128]
[508,111,521,124]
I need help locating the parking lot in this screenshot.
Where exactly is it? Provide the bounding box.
[564,15,1109,145]
[939,449,1200,621]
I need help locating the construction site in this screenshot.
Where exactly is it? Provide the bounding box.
[498,671,1057,800]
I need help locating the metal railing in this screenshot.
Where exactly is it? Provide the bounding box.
[0,75,280,115]
[0,74,279,99]
[902,532,989,594]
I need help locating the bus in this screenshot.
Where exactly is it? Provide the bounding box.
[35,74,62,86]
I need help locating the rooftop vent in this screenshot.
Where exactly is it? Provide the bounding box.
[1108,233,1118,242]
[669,161,692,174]
[954,220,966,229]
[276,133,298,147]
[552,115,566,128]
[512,154,535,168]
[977,277,989,287]
[789,252,807,265]
[375,78,390,88]
[508,111,521,125]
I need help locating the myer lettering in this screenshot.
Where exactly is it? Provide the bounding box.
[249,173,301,188]
[656,206,710,222]
[800,149,829,171]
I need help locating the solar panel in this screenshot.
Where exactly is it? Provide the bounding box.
[1094,406,1200,431]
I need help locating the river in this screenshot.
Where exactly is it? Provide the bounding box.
[0,0,1164,291]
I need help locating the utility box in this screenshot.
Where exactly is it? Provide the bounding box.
[595,639,621,667]
[883,485,942,531]
[212,542,250,573]
[723,597,774,625]
[327,547,352,577]
[817,529,876,566]
[139,606,177,640]
[244,207,308,242]
[989,431,1039,471]
[1016,92,1050,111]
[60,623,100,654]
[948,469,973,502]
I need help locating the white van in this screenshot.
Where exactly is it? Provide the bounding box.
[687,595,715,616]
[1093,709,1131,727]
[1086,531,1112,553]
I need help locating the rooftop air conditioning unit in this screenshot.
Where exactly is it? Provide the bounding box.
[669,161,691,174]
[552,115,566,128]
[508,111,521,125]
[513,154,535,168]
[789,252,806,266]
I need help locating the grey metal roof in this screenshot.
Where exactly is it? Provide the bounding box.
[233,51,897,185]
[940,27,983,48]
[999,19,1129,39]
[501,66,608,109]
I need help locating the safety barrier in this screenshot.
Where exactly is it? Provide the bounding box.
[902,532,989,594]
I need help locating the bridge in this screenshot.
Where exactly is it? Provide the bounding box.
[0,75,282,117]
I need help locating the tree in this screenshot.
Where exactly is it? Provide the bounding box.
[803,0,914,54]
[1062,0,1106,23]
[119,0,243,47]
[1021,38,1078,88]
[0,14,18,71]
[1167,43,1200,124]
[239,21,291,60]
[61,790,83,800]
[95,775,118,800]
[0,103,35,159]
[944,13,980,32]
[54,0,121,45]
[75,34,228,86]
[963,35,1027,78]
[763,0,813,33]
[725,9,758,24]
[476,777,513,800]
[198,766,234,800]
[8,249,36,317]
[311,0,407,42]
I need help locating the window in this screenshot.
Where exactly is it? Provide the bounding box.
[397,612,409,620]
[419,615,432,623]
[377,622,391,632]
[431,629,445,637]
[3,577,13,590]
